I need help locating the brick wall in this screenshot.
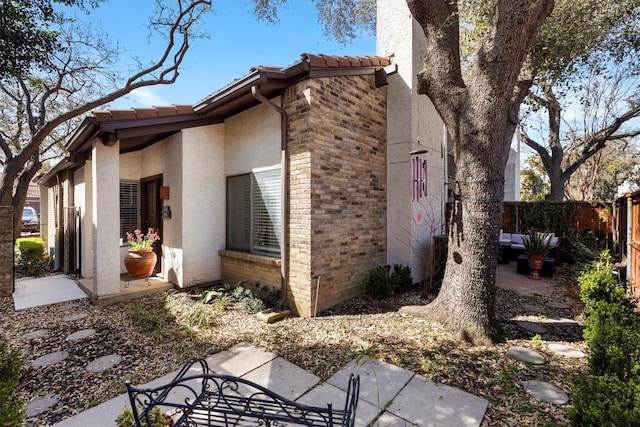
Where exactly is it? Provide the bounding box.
[285,74,387,316]
[0,206,14,297]
[219,250,282,289]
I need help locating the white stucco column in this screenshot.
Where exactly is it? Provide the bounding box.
[378,0,446,282]
[92,140,121,296]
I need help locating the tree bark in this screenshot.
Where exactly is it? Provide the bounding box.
[402,0,554,345]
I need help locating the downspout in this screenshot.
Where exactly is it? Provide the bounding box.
[251,85,289,306]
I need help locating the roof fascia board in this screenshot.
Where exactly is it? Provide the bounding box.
[194,72,265,113]
[99,113,201,132]
[308,67,384,79]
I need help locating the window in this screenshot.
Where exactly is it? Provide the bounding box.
[120,181,140,241]
[227,167,281,256]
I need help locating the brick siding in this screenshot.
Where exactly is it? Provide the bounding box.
[219,250,282,289]
[219,73,387,316]
[285,74,387,316]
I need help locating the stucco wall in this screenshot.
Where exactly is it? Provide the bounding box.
[378,0,447,284]
[181,125,225,286]
[224,101,281,175]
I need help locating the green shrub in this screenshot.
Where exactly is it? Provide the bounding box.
[390,264,413,292]
[578,251,624,312]
[15,237,47,276]
[0,339,25,426]
[363,264,412,299]
[583,299,640,381]
[569,374,640,426]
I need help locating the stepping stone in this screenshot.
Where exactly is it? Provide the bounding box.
[524,380,569,404]
[547,301,569,309]
[517,321,547,334]
[26,393,60,417]
[86,354,122,373]
[546,317,580,326]
[66,329,96,341]
[21,329,49,340]
[522,304,545,313]
[63,313,88,322]
[59,302,78,311]
[548,343,585,358]
[508,346,546,365]
[31,351,69,368]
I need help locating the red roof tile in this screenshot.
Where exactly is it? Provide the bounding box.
[300,53,391,68]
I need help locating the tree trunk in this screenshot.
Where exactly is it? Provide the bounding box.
[403,0,554,346]
[403,111,511,345]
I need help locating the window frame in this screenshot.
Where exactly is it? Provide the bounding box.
[226,166,281,257]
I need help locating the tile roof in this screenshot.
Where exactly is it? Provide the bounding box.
[93,105,195,122]
[301,53,392,68]
[250,53,392,73]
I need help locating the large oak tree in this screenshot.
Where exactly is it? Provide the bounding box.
[254,0,554,344]
[0,0,211,238]
[520,0,640,201]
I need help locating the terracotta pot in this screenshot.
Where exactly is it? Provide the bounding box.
[526,253,545,280]
[124,250,157,279]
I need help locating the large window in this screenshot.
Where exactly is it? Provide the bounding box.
[120,181,140,241]
[227,167,281,257]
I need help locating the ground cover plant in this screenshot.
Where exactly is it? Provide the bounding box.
[0,339,25,426]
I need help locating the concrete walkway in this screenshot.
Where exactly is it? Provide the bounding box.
[13,275,87,310]
[51,342,488,427]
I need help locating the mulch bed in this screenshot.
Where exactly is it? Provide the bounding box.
[1,273,586,426]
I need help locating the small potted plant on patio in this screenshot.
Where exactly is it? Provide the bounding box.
[123,228,160,279]
[115,405,173,427]
[523,231,552,280]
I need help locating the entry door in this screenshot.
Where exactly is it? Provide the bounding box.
[141,176,162,274]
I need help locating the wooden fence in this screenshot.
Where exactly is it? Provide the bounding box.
[501,201,612,235]
[614,191,640,298]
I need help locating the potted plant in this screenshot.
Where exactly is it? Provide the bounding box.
[523,231,552,280]
[115,406,173,427]
[123,228,160,279]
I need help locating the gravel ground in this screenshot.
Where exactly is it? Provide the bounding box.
[1,272,587,427]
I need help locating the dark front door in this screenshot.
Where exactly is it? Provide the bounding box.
[141,176,162,274]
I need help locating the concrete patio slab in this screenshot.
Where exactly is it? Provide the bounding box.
[496,264,554,297]
[50,343,488,427]
[327,357,415,410]
[386,375,488,427]
[241,356,321,400]
[296,381,380,427]
[13,274,87,310]
[374,411,416,426]
[205,342,278,376]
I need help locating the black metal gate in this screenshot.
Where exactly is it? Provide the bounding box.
[63,206,81,277]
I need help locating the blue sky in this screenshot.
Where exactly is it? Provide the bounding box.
[72,0,376,108]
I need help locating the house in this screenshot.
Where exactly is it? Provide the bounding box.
[39,0,519,315]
